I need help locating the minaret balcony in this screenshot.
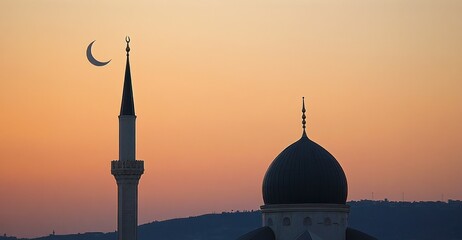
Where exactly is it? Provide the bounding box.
[111,160,144,176]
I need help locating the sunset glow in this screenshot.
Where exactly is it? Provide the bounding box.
[0,0,461,238]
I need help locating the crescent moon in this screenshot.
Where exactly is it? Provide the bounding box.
[86,40,111,67]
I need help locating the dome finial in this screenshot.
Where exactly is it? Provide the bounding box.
[302,97,307,137]
[125,36,131,56]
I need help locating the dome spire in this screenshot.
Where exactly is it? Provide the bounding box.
[302,97,307,137]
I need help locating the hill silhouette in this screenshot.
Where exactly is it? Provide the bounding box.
[2,200,462,240]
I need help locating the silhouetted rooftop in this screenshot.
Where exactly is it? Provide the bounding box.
[346,227,378,240]
[236,227,275,240]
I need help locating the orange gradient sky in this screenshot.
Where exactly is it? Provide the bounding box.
[1,0,461,238]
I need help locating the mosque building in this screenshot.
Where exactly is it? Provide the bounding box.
[108,38,375,240]
[236,99,377,240]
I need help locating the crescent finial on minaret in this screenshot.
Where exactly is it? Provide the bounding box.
[302,97,307,137]
[125,36,131,56]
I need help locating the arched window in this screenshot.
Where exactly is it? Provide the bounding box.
[283,217,291,226]
[303,217,312,226]
[267,218,273,226]
[324,217,331,226]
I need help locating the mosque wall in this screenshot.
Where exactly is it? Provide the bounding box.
[261,204,349,240]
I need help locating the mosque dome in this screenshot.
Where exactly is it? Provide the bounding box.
[262,98,348,205]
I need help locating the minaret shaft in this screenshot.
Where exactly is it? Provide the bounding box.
[119,115,136,161]
[116,175,140,240]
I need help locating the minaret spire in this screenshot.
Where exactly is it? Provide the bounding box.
[120,36,135,116]
[302,97,307,138]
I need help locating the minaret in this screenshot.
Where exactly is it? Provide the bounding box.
[111,36,144,240]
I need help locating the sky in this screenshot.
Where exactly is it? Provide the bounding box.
[0,0,461,238]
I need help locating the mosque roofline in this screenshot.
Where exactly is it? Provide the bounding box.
[261,203,350,213]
